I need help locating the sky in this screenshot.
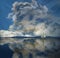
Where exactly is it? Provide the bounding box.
[0,0,60,30]
[0,0,60,37]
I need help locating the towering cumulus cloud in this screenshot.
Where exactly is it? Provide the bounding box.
[0,0,60,37]
[7,0,60,37]
[8,0,48,37]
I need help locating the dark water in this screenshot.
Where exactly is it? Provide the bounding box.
[0,37,60,58]
[0,44,13,58]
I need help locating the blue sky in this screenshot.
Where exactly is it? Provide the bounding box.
[0,0,60,30]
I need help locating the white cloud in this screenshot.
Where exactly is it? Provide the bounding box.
[0,30,23,37]
[1,0,60,37]
[33,23,47,37]
[7,0,49,37]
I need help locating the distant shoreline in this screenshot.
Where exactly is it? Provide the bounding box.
[0,36,60,39]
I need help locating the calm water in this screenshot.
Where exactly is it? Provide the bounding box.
[0,37,60,58]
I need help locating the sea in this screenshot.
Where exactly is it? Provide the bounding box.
[0,37,60,58]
